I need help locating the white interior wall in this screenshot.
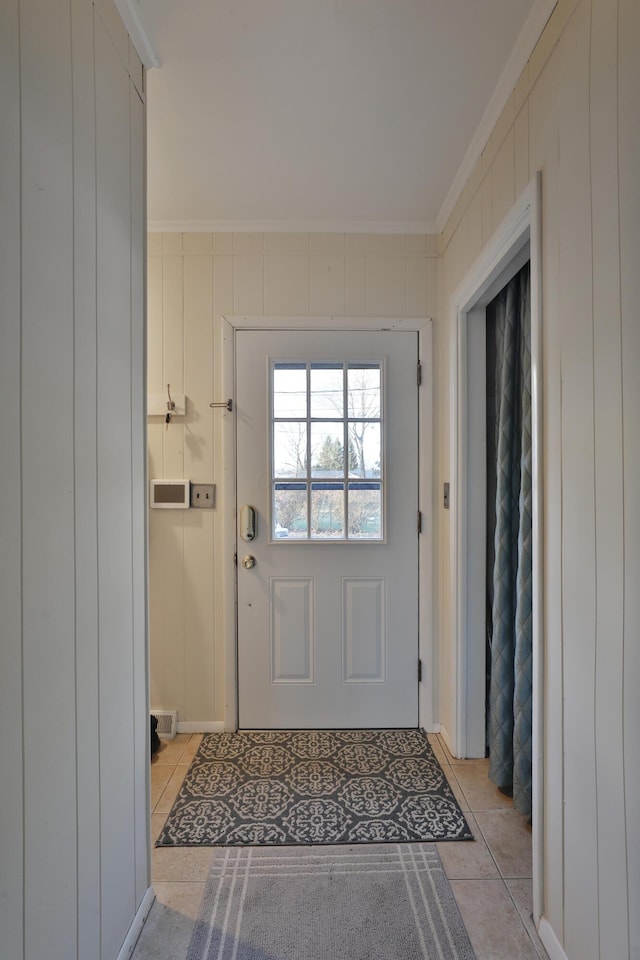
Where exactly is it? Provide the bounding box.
[0,2,149,958]
[147,232,438,726]
[436,0,639,957]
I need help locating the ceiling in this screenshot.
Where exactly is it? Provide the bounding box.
[137,0,542,232]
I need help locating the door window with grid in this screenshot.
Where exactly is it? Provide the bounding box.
[272,361,383,541]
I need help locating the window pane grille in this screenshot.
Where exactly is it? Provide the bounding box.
[272,362,383,541]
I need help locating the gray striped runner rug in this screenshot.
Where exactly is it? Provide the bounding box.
[188,842,476,960]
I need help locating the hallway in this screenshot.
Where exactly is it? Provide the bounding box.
[133,733,548,959]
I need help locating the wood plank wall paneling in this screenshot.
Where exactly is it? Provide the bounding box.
[162,254,185,478]
[147,235,438,726]
[556,6,599,957]
[0,1,24,957]
[95,15,137,955]
[526,39,564,942]
[619,0,640,953]
[71,0,102,955]
[590,0,628,956]
[130,81,149,906]
[490,126,516,232]
[20,1,78,954]
[0,2,148,958]
[183,255,216,721]
[437,0,639,956]
[147,253,164,395]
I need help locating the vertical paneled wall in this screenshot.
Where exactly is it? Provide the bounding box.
[0,4,24,958]
[147,232,438,725]
[0,2,148,959]
[436,0,639,957]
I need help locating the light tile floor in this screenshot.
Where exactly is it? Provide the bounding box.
[133,733,549,960]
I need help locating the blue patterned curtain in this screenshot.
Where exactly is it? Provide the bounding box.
[487,262,532,817]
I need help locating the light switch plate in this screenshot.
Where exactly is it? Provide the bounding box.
[191,483,215,508]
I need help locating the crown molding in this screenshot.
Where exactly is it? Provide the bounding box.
[436,0,557,232]
[147,219,439,235]
[113,0,161,68]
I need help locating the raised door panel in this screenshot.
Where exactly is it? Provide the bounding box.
[342,578,386,683]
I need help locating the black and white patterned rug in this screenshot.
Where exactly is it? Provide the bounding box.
[157,729,473,846]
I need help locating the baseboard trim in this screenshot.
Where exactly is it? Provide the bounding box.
[421,723,441,734]
[116,886,155,960]
[539,918,568,960]
[177,721,225,734]
[439,724,456,758]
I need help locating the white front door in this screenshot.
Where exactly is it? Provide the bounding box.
[236,329,419,728]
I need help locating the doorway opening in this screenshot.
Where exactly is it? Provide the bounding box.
[217,315,434,735]
[235,328,419,730]
[485,261,532,817]
[449,175,543,921]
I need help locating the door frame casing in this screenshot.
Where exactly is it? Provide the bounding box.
[448,174,543,920]
[216,316,433,734]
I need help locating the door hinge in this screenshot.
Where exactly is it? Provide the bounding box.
[417,361,423,386]
[417,510,422,534]
[418,658,423,683]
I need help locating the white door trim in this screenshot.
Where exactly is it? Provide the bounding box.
[448,174,543,922]
[216,316,433,735]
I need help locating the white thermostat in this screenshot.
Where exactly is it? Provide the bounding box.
[150,480,190,509]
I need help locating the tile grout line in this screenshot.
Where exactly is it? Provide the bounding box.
[445,767,533,883]
[441,764,506,883]
[434,736,546,958]
[502,878,550,960]
[151,733,194,814]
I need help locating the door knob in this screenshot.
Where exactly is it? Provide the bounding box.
[242,555,256,569]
